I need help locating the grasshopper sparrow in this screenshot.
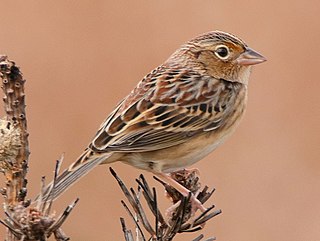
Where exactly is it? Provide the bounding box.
[41,31,266,208]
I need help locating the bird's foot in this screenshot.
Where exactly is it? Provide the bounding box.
[190,192,206,213]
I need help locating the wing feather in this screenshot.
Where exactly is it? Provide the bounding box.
[90,66,243,152]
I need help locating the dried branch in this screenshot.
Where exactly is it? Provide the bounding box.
[0,56,77,241]
[0,55,29,207]
[110,168,221,241]
[0,157,78,241]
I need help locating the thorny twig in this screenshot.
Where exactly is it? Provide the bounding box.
[110,168,221,241]
[0,56,78,240]
[0,55,29,207]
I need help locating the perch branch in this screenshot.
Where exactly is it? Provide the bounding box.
[110,168,221,241]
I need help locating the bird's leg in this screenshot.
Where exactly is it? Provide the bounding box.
[165,199,182,217]
[156,172,207,213]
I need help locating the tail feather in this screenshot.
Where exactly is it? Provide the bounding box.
[37,151,111,201]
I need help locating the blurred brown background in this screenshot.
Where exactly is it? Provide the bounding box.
[0,1,320,240]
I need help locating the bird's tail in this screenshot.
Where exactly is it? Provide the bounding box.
[37,149,111,201]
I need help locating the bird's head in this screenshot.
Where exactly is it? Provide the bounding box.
[170,31,266,85]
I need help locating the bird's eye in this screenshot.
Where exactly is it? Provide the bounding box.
[214,45,230,60]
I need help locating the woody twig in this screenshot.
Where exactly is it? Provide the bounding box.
[110,168,221,241]
[0,56,77,241]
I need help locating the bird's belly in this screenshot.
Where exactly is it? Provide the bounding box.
[121,131,231,173]
[160,137,223,173]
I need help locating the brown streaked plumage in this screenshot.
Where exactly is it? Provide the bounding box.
[40,30,266,202]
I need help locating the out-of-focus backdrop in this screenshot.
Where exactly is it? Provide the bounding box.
[0,1,319,240]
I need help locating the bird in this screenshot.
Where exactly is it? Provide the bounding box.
[40,31,266,209]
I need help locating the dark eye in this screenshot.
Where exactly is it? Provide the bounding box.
[214,45,230,60]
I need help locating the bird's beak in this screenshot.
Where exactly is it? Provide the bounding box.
[237,48,266,66]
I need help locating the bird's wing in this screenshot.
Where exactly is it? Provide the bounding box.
[91,66,242,152]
